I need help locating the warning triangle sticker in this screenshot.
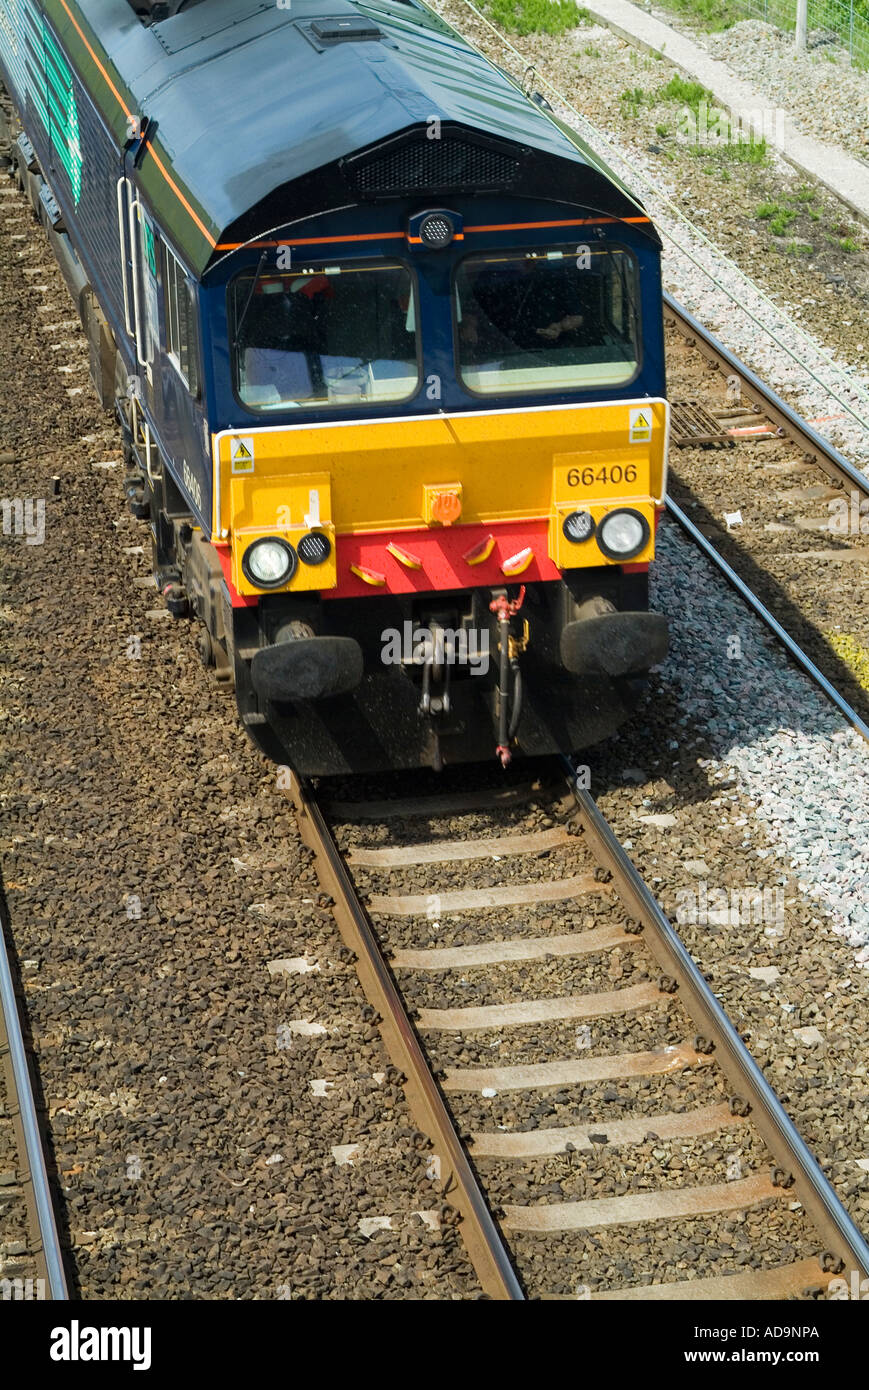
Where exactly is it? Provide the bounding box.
[230,436,255,471]
[629,408,653,443]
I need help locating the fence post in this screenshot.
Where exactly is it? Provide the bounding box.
[795,0,808,50]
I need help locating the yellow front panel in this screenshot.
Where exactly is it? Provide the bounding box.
[215,400,668,592]
[216,401,667,534]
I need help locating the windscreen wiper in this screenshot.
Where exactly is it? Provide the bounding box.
[235,250,268,340]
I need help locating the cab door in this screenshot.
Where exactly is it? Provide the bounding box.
[116,169,159,413]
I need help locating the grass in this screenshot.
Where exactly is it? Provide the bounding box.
[648,0,743,31]
[756,201,797,235]
[690,136,769,168]
[754,193,863,255]
[655,122,670,137]
[484,0,588,34]
[827,632,869,693]
[620,86,650,117]
[583,43,601,56]
[725,137,769,165]
[658,75,712,112]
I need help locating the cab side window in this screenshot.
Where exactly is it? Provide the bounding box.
[164,245,201,397]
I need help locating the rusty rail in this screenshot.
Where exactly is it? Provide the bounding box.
[291,783,524,1300]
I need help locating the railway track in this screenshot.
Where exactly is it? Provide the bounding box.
[665,294,869,500]
[665,497,869,744]
[662,293,869,744]
[292,770,869,1300]
[0,897,68,1301]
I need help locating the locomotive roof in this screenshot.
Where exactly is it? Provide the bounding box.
[50,0,656,274]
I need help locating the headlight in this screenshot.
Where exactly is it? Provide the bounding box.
[597,508,649,561]
[242,537,297,589]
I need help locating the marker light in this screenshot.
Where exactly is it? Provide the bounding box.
[562,510,595,544]
[597,509,649,561]
[242,537,297,588]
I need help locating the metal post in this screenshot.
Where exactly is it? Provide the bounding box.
[796,0,808,50]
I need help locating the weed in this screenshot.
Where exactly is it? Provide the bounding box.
[485,0,584,36]
[650,0,741,29]
[756,201,796,235]
[726,137,769,165]
[658,75,712,111]
[620,86,649,116]
[693,138,769,168]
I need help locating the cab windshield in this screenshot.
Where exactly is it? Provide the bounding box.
[454,245,640,395]
[230,261,419,410]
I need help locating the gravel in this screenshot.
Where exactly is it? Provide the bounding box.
[652,518,869,962]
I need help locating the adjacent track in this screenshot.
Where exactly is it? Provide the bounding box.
[666,496,869,744]
[0,902,68,1300]
[292,772,869,1299]
[664,294,869,500]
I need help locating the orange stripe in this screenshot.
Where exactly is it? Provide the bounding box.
[216,230,407,251]
[407,232,465,244]
[57,0,216,248]
[147,145,217,246]
[216,216,650,253]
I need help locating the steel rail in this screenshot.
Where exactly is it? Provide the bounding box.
[666,495,869,743]
[0,907,68,1300]
[664,293,869,496]
[561,762,869,1282]
[291,784,524,1300]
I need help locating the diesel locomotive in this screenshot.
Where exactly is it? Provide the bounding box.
[0,0,669,775]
